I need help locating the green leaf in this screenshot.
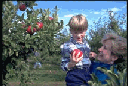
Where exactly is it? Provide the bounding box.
[93,83,98,86]
[2,49,8,61]
[102,84,108,86]
[11,42,16,48]
[22,13,24,20]
[55,22,60,26]
[25,44,30,48]
[97,81,102,86]
[33,16,36,20]
[25,34,30,40]
[29,35,40,40]
[60,20,64,29]
[97,67,120,86]
[40,8,42,13]
[34,3,38,6]
[118,68,127,86]
[31,26,34,32]
[4,41,10,46]
[13,49,17,52]
[105,79,112,85]
[90,73,99,83]
[9,48,14,56]
[15,52,18,56]
[110,66,114,73]
[88,81,93,85]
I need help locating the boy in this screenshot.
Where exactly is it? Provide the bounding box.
[60,14,91,86]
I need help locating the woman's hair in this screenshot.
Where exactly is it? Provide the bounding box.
[67,14,88,31]
[101,33,127,63]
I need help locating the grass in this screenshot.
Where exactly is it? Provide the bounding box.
[8,81,66,86]
[7,61,67,86]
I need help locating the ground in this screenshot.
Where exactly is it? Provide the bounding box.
[7,61,67,86]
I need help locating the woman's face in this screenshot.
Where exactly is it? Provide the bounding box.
[97,40,117,64]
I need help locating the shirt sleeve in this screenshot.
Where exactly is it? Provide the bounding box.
[60,44,70,71]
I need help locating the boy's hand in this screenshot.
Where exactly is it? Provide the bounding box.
[89,52,97,58]
[70,51,83,64]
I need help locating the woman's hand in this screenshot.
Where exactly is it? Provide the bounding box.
[89,52,97,58]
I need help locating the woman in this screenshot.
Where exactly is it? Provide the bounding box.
[89,32,127,84]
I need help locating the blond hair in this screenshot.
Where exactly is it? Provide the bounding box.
[101,33,127,58]
[68,14,88,31]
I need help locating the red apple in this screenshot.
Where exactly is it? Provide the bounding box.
[71,49,83,58]
[27,26,37,35]
[49,17,53,20]
[19,3,26,11]
[37,22,43,31]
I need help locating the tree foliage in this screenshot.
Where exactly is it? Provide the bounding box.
[2,1,64,85]
[85,11,127,54]
[88,67,127,86]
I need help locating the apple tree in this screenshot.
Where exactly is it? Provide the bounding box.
[2,1,64,85]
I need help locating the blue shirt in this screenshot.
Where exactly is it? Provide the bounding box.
[90,61,117,84]
[60,36,91,71]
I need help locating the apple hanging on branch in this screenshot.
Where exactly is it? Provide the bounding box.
[26,26,37,35]
[36,22,43,31]
[71,49,83,58]
[19,3,27,11]
[26,22,43,34]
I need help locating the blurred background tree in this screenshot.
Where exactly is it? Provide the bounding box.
[85,11,127,54]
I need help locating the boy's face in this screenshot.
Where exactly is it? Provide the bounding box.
[70,28,87,43]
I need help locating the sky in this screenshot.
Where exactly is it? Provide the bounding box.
[12,1,127,39]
